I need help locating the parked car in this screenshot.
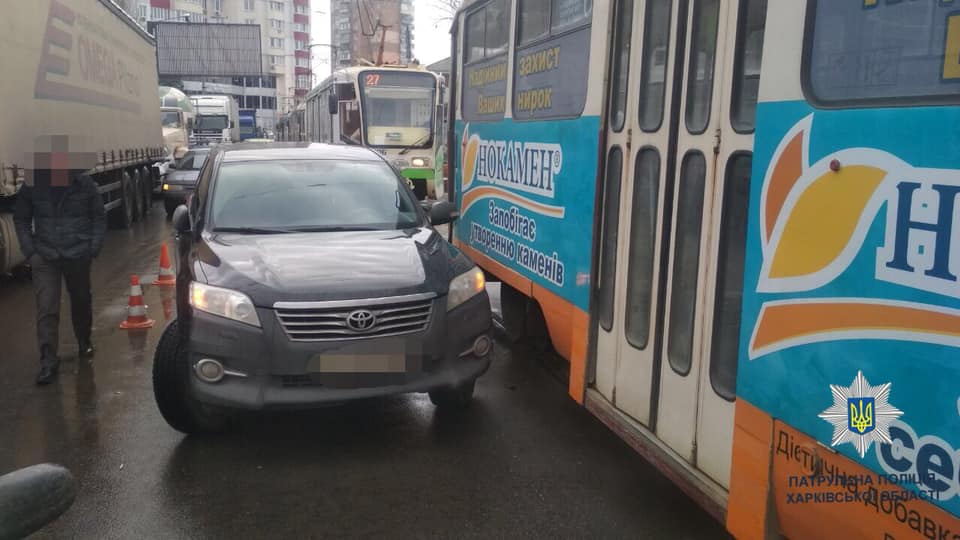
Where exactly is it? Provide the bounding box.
[154,142,492,434]
[162,148,210,216]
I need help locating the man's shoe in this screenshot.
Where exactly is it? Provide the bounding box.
[35,365,59,385]
[79,342,95,358]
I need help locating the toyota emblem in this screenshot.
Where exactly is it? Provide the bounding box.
[346,309,376,332]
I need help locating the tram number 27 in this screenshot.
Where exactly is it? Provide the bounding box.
[365,74,381,86]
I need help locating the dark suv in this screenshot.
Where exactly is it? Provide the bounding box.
[155,142,492,434]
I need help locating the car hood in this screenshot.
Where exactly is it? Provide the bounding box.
[166,170,201,184]
[196,227,474,305]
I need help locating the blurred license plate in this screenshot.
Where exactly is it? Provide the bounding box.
[309,352,406,373]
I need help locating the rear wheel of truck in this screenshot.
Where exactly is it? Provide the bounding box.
[140,167,153,214]
[131,170,145,222]
[108,170,134,229]
[153,320,231,435]
[429,380,476,409]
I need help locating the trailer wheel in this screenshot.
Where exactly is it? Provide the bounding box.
[131,170,145,222]
[109,170,134,229]
[153,320,231,435]
[141,167,153,214]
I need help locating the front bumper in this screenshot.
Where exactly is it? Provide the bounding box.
[186,292,492,410]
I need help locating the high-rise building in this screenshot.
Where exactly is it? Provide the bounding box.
[124,0,312,130]
[329,0,414,68]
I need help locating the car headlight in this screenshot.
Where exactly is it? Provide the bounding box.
[189,282,261,327]
[411,157,430,167]
[446,267,485,311]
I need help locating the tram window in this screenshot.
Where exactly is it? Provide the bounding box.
[485,0,510,57]
[466,8,486,62]
[519,0,551,44]
[638,0,671,132]
[519,0,592,45]
[609,0,634,132]
[730,0,767,133]
[624,149,660,350]
[667,152,706,376]
[599,146,624,333]
[552,0,592,33]
[467,0,510,61]
[806,1,960,105]
[710,153,751,401]
[685,0,720,135]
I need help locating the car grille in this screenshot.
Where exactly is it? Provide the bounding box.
[274,294,435,342]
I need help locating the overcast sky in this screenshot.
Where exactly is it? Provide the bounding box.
[310,1,454,81]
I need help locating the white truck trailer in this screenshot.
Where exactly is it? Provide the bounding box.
[189,95,239,145]
[0,0,164,274]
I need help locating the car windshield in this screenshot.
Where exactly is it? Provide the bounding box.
[175,150,209,170]
[196,115,228,130]
[161,111,181,128]
[210,159,423,232]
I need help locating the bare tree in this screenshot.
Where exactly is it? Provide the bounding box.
[429,0,462,28]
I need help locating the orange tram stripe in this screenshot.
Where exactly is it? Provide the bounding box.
[753,301,960,352]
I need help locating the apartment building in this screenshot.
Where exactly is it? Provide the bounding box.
[126,0,312,130]
[329,0,414,68]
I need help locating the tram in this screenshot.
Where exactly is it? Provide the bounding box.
[448,1,960,538]
[303,64,447,200]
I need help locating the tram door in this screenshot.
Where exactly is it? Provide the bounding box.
[594,0,767,489]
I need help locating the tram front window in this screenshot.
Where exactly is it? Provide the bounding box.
[359,71,436,148]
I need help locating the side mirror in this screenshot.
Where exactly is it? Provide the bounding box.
[328,94,338,115]
[167,162,177,170]
[172,205,191,234]
[429,200,459,226]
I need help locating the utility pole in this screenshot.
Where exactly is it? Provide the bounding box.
[375,23,390,66]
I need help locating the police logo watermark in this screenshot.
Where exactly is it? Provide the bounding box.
[819,370,903,458]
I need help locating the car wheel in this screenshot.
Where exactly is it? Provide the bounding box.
[152,320,230,435]
[428,380,476,409]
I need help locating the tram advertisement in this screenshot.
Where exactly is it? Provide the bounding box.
[739,101,960,519]
[453,116,600,312]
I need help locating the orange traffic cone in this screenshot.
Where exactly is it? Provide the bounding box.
[120,275,155,329]
[152,243,176,286]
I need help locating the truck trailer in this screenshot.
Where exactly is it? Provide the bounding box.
[0,0,164,274]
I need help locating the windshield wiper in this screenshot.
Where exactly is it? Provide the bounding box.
[212,227,293,234]
[287,225,382,232]
[399,133,431,155]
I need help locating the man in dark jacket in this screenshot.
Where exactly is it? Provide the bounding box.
[14,170,106,385]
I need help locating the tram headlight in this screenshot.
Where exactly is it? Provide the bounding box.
[411,157,430,168]
[391,158,410,169]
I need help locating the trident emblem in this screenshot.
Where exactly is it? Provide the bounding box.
[848,398,875,435]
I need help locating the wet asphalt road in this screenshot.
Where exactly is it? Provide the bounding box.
[0,203,728,539]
